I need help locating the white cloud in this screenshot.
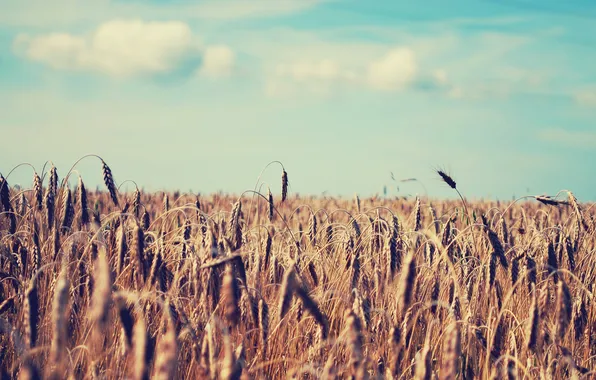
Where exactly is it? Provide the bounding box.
[14,19,237,78]
[367,48,417,90]
[539,128,596,148]
[15,19,198,76]
[253,28,553,100]
[200,45,235,78]
[267,47,424,96]
[258,29,550,99]
[575,91,596,107]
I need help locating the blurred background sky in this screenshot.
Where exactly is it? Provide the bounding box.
[1,0,595,200]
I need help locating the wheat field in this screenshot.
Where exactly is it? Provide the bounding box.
[0,158,594,379]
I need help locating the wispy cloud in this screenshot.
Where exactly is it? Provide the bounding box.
[266,46,448,96]
[183,0,322,20]
[267,59,357,96]
[199,45,236,79]
[13,19,234,78]
[538,128,596,148]
[0,0,323,27]
[367,48,417,91]
[275,59,356,82]
[252,27,553,99]
[575,90,596,107]
[12,16,563,101]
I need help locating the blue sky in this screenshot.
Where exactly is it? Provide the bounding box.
[1,0,596,200]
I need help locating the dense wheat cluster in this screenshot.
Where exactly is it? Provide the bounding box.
[1,158,595,379]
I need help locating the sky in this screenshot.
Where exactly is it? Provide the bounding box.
[1,0,596,200]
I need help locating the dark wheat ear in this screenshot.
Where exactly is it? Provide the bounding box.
[25,276,40,349]
[0,174,11,212]
[44,181,56,229]
[295,285,329,340]
[49,165,58,195]
[487,229,508,269]
[437,170,456,189]
[115,295,134,354]
[60,187,74,231]
[556,280,572,341]
[132,188,141,218]
[267,187,274,221]
[413,196,421,231]
[527,285,539,352]
[259,298,269,358]
[101,159,119,207]
[278,263,296,320]
[223,264,240,327]
[281,169,288,202]
[78,176,89,226]
[33,172,43,210]
[534,195,561,206]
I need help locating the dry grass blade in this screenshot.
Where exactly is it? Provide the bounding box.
[0,296,15,315]
[154,303,178,380]
[398,251,416,317]
[345,309,364,375]
[90,248,111,339]
[133,310,149,380]
[50,269,70,366]
[568,191,589,231]
[414,326,432,380]
[441,323,460,379]
[200,254,243,269]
